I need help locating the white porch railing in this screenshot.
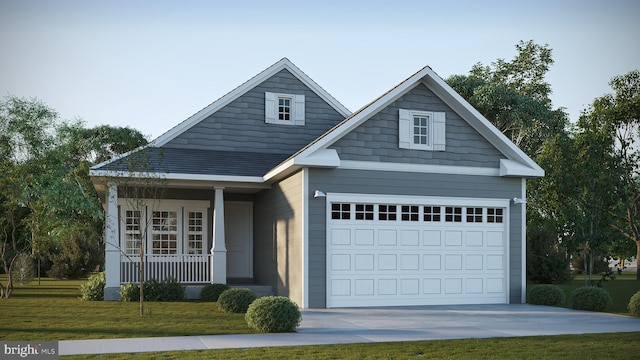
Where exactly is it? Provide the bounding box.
[120,254,212,284]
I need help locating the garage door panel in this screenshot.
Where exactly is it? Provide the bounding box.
[423,230,441,246]
[355,229,374,245]
[327,195,508,308]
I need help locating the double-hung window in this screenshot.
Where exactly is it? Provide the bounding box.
[399,109,446,151]
[265,92,305,125]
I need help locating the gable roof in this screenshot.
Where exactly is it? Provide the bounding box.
[151,58,351,148]
[267,66,544,180]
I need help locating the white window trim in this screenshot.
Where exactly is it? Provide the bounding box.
[118,199,209,257]
[399,109,446,151]
[265,92,305,126]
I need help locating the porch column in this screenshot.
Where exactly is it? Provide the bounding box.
[104,182,121,300]
[211,187,227,283]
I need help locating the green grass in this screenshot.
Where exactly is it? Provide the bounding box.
[0,276,252,341]
[527,272,640,314]
[2,275,639,359]
[63,332,640,360]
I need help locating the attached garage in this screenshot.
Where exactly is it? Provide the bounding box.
[326,193,510,308]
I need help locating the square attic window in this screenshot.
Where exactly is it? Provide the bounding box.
[265,92,305,126]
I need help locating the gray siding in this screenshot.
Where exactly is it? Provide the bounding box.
[330,84,504,167]
[254,172,304,305]
[307,168,523,308]
[164,69,345,154]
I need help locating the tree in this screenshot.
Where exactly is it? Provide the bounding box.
[0,96,58,297]
[0,95,149,296]
[589,70,640,279]
[446,40,568,156]
[101,147,166,315]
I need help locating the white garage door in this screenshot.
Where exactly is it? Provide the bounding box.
[326,193,509,308]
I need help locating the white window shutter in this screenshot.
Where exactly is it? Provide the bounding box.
[265,92,276,124]
[433,111,446,151]
[293,94,305,126]
[398,109,411,149]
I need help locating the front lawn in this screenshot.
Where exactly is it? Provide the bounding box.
[527,272,640,314]
[0,276,252,341]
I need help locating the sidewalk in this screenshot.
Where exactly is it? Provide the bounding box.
[58,304,640,356]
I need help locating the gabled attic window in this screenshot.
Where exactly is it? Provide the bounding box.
[265,92,305,126]
[399,109,446,151]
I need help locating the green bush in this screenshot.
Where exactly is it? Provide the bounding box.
[200,283,230,302]
[569,286,612,312]
[526,223,572,284]
[628,291,640,317]
[46,228,103,280]
[217,288,256,313]
[80,272,105,301]
[528,284,566,306]
[119,278,184,302]
[245,296,301,333]
[119,282,140,302]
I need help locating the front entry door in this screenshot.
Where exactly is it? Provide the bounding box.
[225,201,253,279]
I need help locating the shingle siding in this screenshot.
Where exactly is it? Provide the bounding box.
[330,83,505,168]
[164,69,345,155]
[306,168,523,308]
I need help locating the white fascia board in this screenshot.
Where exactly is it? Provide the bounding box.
[89,169,264,183]
[422,73,544,176]
[294,149,340,167]
[263,149,340,181]
[153,58,350,147]
[500,159,545,177]
[340,160,500,177]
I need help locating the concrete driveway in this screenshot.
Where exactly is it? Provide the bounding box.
[59,304,640,356]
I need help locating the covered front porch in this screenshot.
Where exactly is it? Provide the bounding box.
[99,180,267,300]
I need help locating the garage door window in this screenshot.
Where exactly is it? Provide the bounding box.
[355,204,374,220]
[401,205,419,221]
[487,208,504,223]
[445,206,463,222]
[379,205,397,221]
[466,207,483,223]
[331,203,351,220]
[423,206,441,222]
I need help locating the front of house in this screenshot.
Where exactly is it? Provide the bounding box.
[90,58,543,308]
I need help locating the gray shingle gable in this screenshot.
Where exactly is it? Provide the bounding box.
[164,69,345,155]
[330,83,505,168]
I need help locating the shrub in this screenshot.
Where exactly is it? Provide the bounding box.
[12,252,35,286]
[46,228,103,279]
[245,296,301,333]
[80,272,105,301]
[119,282,140,302]
[526,223,572,284]
[628,291,640,317]
[153,278,184,301]
[528,284,566,306]
[217,288,256,313]
[119,278,184,302]
[569,286,612,312]
[200,283,230,302]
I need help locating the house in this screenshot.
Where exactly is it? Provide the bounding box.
[90,58,543,308]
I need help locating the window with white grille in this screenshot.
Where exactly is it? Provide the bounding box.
[187,211,205,254]
[152,210,178,254]
[124,210,142,255]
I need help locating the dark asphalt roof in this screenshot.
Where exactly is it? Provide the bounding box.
[94,147,291,177]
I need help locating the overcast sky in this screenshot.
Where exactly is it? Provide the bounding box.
[1,0,638,140]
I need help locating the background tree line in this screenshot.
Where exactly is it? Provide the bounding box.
[1,40,638,299]
[447,40,640,283]
[0,96,147,297]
